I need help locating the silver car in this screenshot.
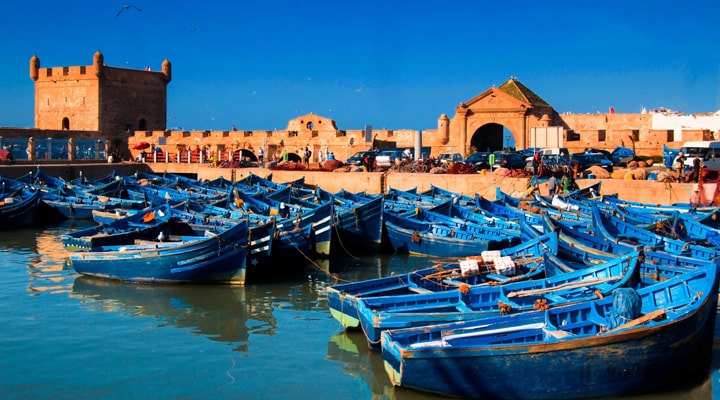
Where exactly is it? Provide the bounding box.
[374,149,409,170]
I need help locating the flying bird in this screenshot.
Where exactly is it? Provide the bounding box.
[116,5,143,17]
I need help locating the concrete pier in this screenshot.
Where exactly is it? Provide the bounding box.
[0,161,702,205]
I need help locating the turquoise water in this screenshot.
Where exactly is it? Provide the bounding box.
[1,221,718,399]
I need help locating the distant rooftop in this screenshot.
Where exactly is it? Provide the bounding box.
[498,78,552,108]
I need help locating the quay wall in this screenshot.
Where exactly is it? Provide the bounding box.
[0,163,701,205]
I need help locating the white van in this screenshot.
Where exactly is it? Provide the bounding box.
[680,141,720,171]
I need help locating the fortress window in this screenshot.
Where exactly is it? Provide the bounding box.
[312,131,318,137]
[306,121,314,130]
[203,131,211,137]
[45,68,52,77]
[666,130,673,142]
[80,66,86,74]
[598,130,606,142]
[63,67,69,76]
[289,131,298,137]
[631,130,640,142]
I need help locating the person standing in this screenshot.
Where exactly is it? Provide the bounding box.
[690,189,702,208]
[304,147,312,168]
[561,174,570,194]
[692,155,702,183]
[673,152,686,180]
[548,175,557,196]
[258,146,264,163]
[532,150,541,175]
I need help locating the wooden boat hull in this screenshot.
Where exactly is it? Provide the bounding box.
[69,219,249,284]
[319,189,384,250]
[0,188,41,228]
[381,264,719,399]
[357,251,640,347]
[383,211,520,257]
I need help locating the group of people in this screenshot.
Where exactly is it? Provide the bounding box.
[546,174,578,196]
[672,152,702,183]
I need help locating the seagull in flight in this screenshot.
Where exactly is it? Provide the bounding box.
[116,5,143,17]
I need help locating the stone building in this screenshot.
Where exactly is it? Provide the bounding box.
[28,51,171,156]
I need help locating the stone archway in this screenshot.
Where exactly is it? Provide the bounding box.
[447,78,556,155]
[469,123,504,153]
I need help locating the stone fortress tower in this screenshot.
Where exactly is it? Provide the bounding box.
[30,51,171,149]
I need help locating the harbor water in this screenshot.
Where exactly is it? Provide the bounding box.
[2,221,719,399]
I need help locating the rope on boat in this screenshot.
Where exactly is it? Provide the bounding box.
[332,213,359,260]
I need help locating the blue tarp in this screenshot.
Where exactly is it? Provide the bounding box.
[605,287,642,330]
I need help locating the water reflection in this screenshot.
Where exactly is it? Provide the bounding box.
[26,220,89,294]
[71,277,276,353]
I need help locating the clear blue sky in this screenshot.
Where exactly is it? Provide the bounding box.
[1,1,719,131]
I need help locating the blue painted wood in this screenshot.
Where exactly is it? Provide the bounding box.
[381,262,720,399]
[326,231,557,330]
[68,216,249,284]
[357,251,641,347]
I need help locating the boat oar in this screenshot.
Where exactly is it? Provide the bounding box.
[506,276,621,298]
[604,309,666,332]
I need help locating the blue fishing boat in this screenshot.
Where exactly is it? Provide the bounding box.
[431,200,521,235]
[168,206,276,278]
[381,263,719,399]
[592,206,720,259]
[68,216,249,284]
[418,185,476,207]
[39,192,146,220]
[544,215,640,265]
[62,204,173,250]
[382,209,521,257]
[357,251,641,347]
[0,177,42,228]
[316,188,384,251]
[475,195,545,231]
[232,187,333,259]
[326,231,557,330]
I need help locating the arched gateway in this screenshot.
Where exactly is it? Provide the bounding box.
[447,78,556,155]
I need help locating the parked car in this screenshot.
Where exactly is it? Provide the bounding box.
[492,151,527,170]
[570,152,614,172]
[584,148,614,164]
[345,150,378,167]
[437,152,464,166]
[516,147,544,159]
[374,149,409,170]
[525,154,570,172]
[463,152,492,170]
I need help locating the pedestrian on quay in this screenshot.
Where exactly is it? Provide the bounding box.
[548,175,557,196]
[304,147,312,168]
[692,155,702,183]
[673,152,686,180]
